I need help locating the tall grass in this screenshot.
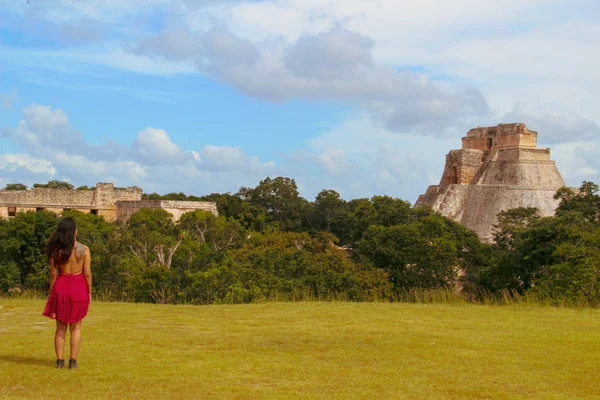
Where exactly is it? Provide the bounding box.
[3,286,598,308]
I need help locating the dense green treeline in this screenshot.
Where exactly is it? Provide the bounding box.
[1,178,599,305]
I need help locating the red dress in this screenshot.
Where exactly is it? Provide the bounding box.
[42,242,91,324]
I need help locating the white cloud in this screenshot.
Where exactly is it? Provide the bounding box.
[0,153,57,175]
[115,160,149,181]
[13,104,84,150]
[136,26,489,132]
[52,151,110,176]
[133,127,187,164]
[314,148,349,176]
[253,1,554,33]
[187,1,600,126]
[283,28,374,79]
[550,139,600,184]
[504,103,600,144]
[1,103,275,195]
[9,0,599,128]
[198,144,275,172]
[293,113,455,201]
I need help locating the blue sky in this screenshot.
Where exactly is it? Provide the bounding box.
[1,0,600,202]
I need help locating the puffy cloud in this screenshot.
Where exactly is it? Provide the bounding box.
[1,103,275,194]
[283,28,374,79]
[0,153,58,189]
[551,141,600,186]
[12,104,85,149]
[0,153,57,175]
[8,0,598,125]
[201,26,262,68]
[133,127,187,165]
[197,144,275,173]
[137,26,489,133]
[312,148,349,176]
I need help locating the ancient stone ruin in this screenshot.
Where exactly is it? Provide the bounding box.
[0,182,218,221]
[415,123,565,242]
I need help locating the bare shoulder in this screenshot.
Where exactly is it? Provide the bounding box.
[74,242,89,259]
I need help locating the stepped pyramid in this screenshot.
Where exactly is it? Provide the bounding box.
[415,123,565,242]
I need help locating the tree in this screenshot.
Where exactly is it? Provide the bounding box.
[555,181,600,223]
[33,180,74,190]
[371,196,411,227]
[178,210,245,253]
[311,189,347,235]
[199,193,243,219]
[237,177,308,231]
[125,209,184,270]
[0,210,59,290]
[343,198,374,243]
[480,203,600,297]
[499,209,600,301]
[492,207,541,251]
[355,213,462,290]
[226,230,390,301]
[335,196,412,244]
[3,183,27,191]
[141,192,204,201]
[141,192,163,200]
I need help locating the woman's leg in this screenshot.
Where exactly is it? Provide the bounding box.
[55,320,68,360]
[69,321,82,360]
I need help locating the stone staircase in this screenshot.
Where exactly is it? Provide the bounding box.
[471,150,495,185]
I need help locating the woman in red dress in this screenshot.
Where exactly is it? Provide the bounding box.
[42,217,92,369]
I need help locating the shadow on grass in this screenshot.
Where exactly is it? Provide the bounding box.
[0,354,52,367]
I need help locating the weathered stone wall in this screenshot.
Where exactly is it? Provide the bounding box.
[462,123,538,151]
[0,183,142,208]
[0,183,142,221]
[0,188,96,207]
[462,136,490,150]
[460,186,560,240]
[0,182,218,222]
[494,148,550,162]
[477,150,564,188]
[116,200,219,222]
[440,149,485,185]
[496,132,536,149]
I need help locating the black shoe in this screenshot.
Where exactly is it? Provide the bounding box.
[68,359,78,369]
[56,359,65,369]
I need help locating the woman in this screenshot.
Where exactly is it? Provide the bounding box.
[42,217,92,369]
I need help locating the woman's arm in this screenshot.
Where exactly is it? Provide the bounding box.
[49,257,58,292]
[83,246,92,297]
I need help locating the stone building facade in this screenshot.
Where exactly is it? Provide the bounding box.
[415,123,565,242]
[116,200,218,222]
[0,183,218,221]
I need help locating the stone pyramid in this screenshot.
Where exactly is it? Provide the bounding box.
[415,123,565,242]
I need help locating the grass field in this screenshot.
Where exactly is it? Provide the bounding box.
[1,299,599,399]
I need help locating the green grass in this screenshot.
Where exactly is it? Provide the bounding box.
[1,300,599,399]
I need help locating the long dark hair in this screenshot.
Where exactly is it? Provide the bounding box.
[46,217,77,266]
